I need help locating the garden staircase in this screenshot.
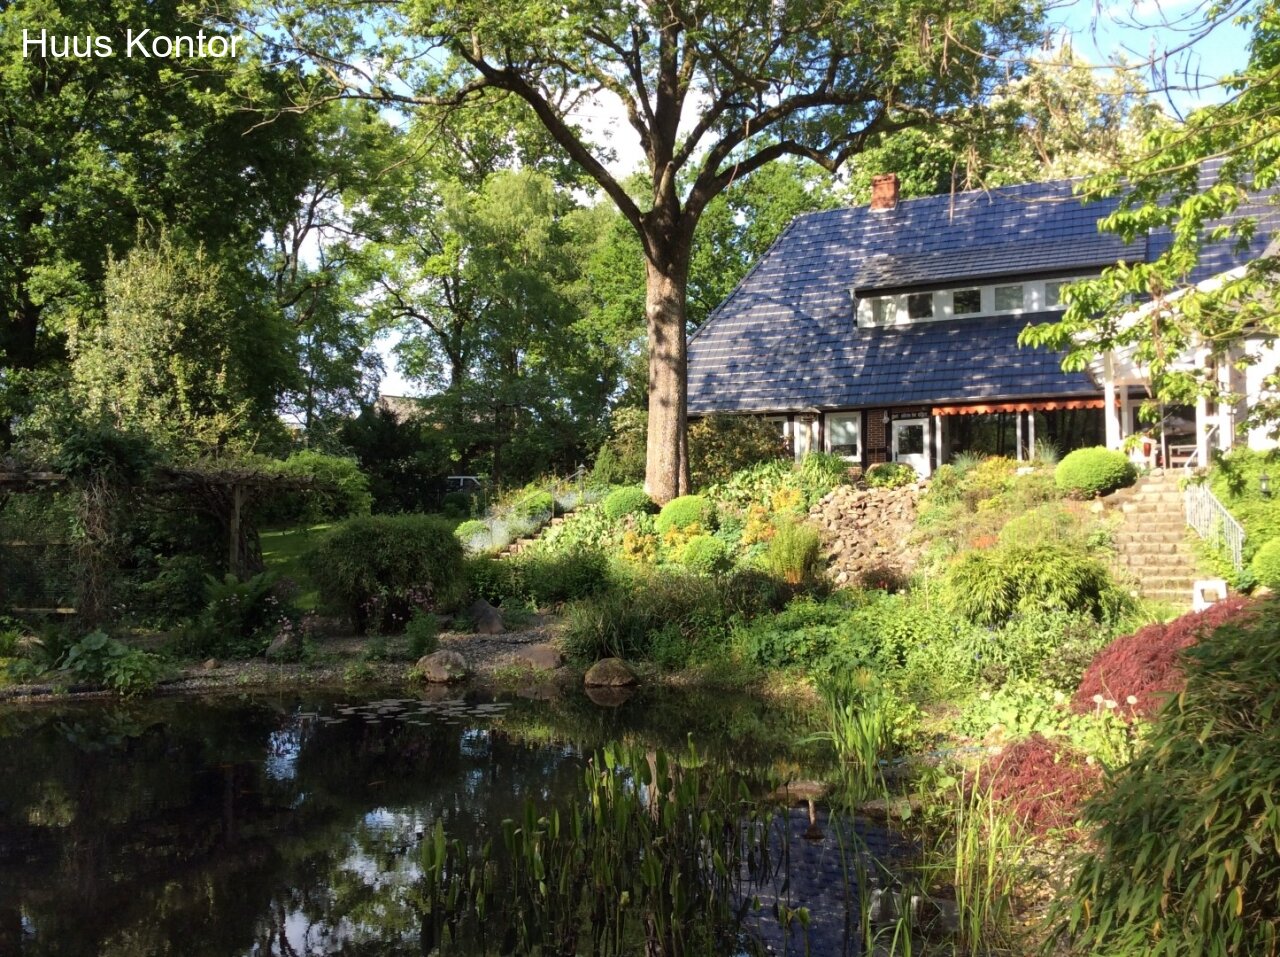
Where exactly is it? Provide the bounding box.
[1108,470,1200,606]
[501,515,567,558]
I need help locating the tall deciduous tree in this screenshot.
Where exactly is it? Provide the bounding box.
[269,0,1042,500]
[1020,2,1280,439]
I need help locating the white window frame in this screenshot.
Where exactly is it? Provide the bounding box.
[856,276,1091,328]
[825,412,861,461]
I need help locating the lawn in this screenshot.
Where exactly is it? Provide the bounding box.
[260,524,331,612]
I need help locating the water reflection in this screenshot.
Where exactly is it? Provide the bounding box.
[0,689,898,956]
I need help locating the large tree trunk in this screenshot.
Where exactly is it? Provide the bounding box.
[644,257,691,503]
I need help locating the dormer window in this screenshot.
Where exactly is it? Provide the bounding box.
[1044,279,1067,307]
[907,293,934,319]
[870,297,891,325]
[953,289,981,315]
[994,284,1025,312]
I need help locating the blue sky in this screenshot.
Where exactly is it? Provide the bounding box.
[374,1,1252,398]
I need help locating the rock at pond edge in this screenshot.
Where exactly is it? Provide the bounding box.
[468,598,505,635]
[417,650,471,683]
[583,657,637,688]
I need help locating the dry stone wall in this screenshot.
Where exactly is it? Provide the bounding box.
[808,484,921,585]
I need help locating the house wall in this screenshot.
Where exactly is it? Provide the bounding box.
[1242,338,1280,450]
[865,410,889,464]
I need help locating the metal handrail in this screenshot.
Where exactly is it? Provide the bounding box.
[1181,424,1219,476]
[1184,481,1246,571]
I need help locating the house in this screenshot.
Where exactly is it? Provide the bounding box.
[686,172,1280,476]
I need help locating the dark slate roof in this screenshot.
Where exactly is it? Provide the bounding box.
[853,234,1139,294]
[688,175,1280,414]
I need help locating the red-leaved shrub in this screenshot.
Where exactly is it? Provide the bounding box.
[1073,597,1255,718]
[982,734,1102,836]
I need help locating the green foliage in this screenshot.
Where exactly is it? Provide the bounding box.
[811,669,907,789]
[946,543,1131,627]
[560,567,787,667]
[687,414,787,489]
[1054,447,1136,498]
[455,519,492,547]
[601,486,656,521]
[305,515,465,633]
[655,495,716,534]
[1251,538,1280,589]
[764,519,823,586]
[704,460,795,511]
[1053,600,1280,953]
[526,503,623,556]
[865,462,917,489]
[60,631,162,697]
[1210,448,1280,562]
[676,535,732,576]
[180,572,288,659]
[48,423,160,483]
[797,452,855,505]
[405,611,440,657]
[441,491,476,518]
[259,451,373,525]
[734,597,863,677]
[591,408,648,486]
[466,551,612,609]
[135,555,216,626]
[69,232,290,456]
[515,491,555,519]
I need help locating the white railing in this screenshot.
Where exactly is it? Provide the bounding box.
[1184,481,1246,571]
[1181,424,1219,476]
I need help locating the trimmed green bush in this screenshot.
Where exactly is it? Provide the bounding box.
[305,514,465,633]
[1054,446,1136,497]
[865,462,917,489]
[602,486,656,521]
[765,519,824,585]
[655,494,716,534]
[1251,538,1280,588]
[1052,599,1280,953]
[678,535,732,576]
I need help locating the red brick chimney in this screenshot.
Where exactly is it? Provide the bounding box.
[870,173,899,211]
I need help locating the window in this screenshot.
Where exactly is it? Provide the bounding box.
[826,412,860,460]
[870,297,892,325]
[994,284,1024,312]
[907,292,934,319]
[953,288,981,315]
[1044,279,1068,307]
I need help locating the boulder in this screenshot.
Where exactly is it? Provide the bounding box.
[201,658,219,671]
[417,650,470,683]
[515,643,564,671]
[584,657,637,687]
[584,685,635,708]
[468,598,505,635]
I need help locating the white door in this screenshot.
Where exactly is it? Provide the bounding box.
[826,412,861,461]
[794,418,814,460]
[892,418,931,477]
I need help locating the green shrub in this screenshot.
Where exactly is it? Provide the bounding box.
[561,567,786,667]
[179,571,288,659]
[764,519,823,585]
[405,610,439,658]
[516,550,613,606]
[455,519,492,548]
[602,486,656,520]
[259,451,373,525]
[465,556,517,605]
[688,414,788,489]
[305,514,465,633]
[734,597,864,676]
[798,451,855,505]
[865,462,917,488]
[135,554,214,625]
[1054,446,1136,497]
[591,407,647,486]
[655,494,716,534]
[946,543,1131,627]
[1210,448,1280,563]
[440,491,474,518]
[1052,599,1280,953]
[1252,538,1280,588]
[678,535,731,576]
[61,630,162,697]
[515,491,554,519]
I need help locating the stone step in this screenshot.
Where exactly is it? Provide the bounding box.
[1113,530,1190,545]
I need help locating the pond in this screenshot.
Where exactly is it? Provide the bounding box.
[0,688,910,956]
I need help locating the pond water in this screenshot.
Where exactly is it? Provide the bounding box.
[0,688,908,956]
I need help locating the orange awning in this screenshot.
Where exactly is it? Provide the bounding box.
[931,399,1107,416]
